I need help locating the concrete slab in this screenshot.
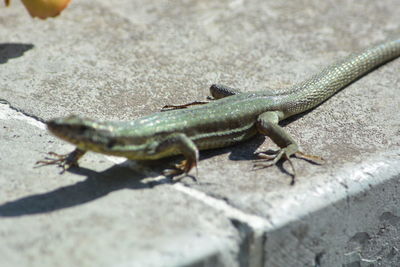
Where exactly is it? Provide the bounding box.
[0,103,241,266]
[1,0,400,266]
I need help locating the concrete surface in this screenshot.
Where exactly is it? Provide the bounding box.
[1,0,400,266]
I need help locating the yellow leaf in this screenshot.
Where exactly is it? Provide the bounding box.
[21,0,71,19]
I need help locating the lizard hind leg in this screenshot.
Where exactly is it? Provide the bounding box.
[294,151,324,165]
[255,111,324,184]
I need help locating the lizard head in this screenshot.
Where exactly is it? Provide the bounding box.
[46,115,115,150]
[46,115,161,159]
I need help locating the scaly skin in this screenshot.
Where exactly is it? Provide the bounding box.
[38,39,400,181]
[279,39,400,118]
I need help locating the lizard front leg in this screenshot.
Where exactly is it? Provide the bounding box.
[161,101,210,111]
[161,84,242,111]
[254,111,323,184]
[154,133,199,180]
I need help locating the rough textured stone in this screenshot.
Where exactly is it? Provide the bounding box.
[1,0,400,266]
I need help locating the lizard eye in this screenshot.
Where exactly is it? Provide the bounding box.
[106,139,117,149]
[75,125,89,133]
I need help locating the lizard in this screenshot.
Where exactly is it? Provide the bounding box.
[37,39,400,183]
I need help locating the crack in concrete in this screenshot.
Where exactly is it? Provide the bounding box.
[0,98,46,122]
[0,100,46,129]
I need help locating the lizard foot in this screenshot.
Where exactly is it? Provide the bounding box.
[253,149,324,185]
[163,159,198,182]
[35,149,84,173]
[254,149,296,183]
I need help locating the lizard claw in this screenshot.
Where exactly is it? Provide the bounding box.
[35,149,85,173]
[163,159,198,182]
[254,149,296,182]
[253,149,324,185]
[36,152,70,173]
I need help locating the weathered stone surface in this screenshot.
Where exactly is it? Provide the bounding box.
[1,0,400,266]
